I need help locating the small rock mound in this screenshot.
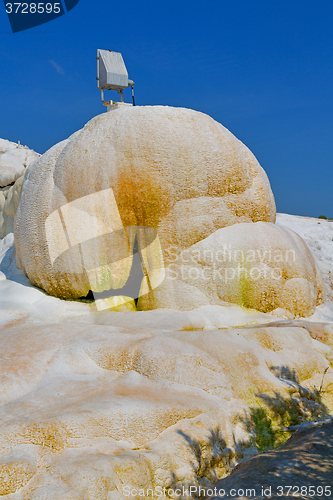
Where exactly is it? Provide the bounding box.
[140,221,325,317]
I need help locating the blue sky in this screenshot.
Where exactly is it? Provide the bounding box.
[0,0,332,217]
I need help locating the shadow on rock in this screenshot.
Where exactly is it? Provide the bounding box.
[203,365,332,500]
[248,365,330,452]
[205,420,333,499]
[171,365,331,499]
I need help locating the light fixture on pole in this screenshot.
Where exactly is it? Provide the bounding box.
[96,49,135,110]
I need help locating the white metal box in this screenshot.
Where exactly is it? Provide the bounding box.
[97,50,129,91]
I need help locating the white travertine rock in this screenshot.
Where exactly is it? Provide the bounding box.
[0,175,24,238]
[0,234,280,330]
[139,221,325,317]
[0,139,40,239]
[0,449,37,496]
[0,321,330,498]
[277,213,333,302]
[14,106,276,300]
[0,151,24,187]
[0,139,39,187]
[1,212,333,497]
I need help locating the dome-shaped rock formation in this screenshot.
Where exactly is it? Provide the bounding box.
[14,106,276,300]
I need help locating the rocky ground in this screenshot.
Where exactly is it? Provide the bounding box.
[1,221,333,498]
[207,420,333,500]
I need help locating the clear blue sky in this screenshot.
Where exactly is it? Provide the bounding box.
[1,0,332,217]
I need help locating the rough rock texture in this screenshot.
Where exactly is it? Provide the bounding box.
[207,421,333,500]
[0,319,332,499]
[14,106,276,300]
[277,213,333,302]
[0,139,39,188]
[139,221,326,317]
[2,212,333,498]
[0,175,24,239]
[0,139,40,238]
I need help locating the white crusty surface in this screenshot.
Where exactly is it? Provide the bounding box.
[14,106,276,299]
[277,213,333,302]
[0,319,331,498]
[0,138,39,188]
[1,215,333,497]
[0,139,40,238]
